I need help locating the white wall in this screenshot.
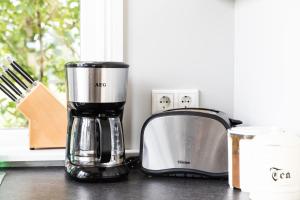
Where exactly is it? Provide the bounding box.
[123,0,235,149]
[234,0,300,131]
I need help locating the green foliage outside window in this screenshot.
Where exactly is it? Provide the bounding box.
[0,0,80,127]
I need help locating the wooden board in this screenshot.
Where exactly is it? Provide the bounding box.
[16,82,67,149]
[231,135,241,189]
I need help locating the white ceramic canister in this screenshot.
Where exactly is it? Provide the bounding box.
[227,127,280,191]
[246,131,300,200]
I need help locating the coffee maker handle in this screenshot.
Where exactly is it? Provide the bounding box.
[96,118,112,163]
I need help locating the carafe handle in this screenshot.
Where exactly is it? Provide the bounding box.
[96,117,112,163]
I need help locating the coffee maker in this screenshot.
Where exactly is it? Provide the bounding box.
[65,62,129,181]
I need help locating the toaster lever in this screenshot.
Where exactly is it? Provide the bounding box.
[229,118,243,127]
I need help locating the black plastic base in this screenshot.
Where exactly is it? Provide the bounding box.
[65,160,129,182]
[68,102,125,117]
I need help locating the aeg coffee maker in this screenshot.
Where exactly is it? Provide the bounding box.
[65,62,129,181]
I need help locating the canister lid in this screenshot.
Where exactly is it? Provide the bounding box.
[228,126,281,137]
[253,130,300,147]
[65,61,129,68]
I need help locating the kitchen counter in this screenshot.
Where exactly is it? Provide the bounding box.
[0,167,249,200]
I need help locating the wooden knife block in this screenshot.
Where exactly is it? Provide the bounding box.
[16,82,67,149]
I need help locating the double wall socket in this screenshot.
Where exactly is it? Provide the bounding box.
[152,89,199,114]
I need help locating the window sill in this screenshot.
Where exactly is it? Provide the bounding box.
[0,128,138,167]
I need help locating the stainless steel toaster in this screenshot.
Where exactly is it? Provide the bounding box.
[140,108,242,178]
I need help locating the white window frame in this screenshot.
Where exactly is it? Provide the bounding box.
[0,0,129,164]
[80,0,124,61]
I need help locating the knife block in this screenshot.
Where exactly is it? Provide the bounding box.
[16,82,67,149]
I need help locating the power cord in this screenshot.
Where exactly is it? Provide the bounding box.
[125,156,141,169]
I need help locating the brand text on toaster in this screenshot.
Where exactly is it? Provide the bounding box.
[177,160,191,164]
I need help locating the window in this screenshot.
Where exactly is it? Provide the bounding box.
[0,0,123,128]
[0,0,80,127]
[0,0,126,163]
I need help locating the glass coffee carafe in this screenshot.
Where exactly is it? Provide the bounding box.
[69,116,125,167]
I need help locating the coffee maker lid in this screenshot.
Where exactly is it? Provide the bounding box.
[65,61,129,68]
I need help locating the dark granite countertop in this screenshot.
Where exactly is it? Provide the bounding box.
[0,167,249,200]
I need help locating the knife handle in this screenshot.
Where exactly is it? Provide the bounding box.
[0,75,22,96]
[6,68,28,90]
[11,61,35,84]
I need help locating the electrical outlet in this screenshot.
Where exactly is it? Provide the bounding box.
[175,89,199,108]
[152,89,199,113]
[152,90,174,113]
[179,95,192,108]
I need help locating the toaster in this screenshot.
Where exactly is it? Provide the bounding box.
[140,108,242,178]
